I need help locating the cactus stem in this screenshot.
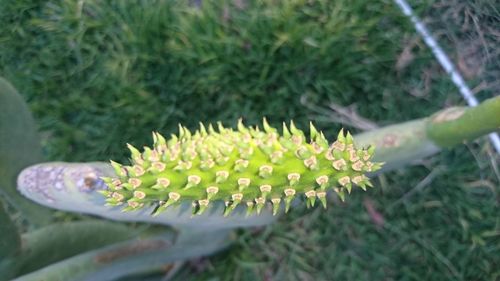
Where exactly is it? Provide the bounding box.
[105,121,382,215]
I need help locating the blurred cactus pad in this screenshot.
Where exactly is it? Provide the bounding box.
[102,120,382,216]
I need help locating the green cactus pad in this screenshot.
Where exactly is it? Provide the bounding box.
[101,120,382,216]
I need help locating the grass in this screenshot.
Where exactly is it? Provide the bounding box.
[0,0,460,161]
[410,0,500,99]
[0,0,498,280]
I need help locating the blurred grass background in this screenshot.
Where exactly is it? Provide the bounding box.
[0,0,498,280]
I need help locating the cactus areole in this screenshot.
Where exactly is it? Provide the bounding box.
[101,120,382,216]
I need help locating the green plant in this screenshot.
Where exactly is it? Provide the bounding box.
[102,121,381,216]
[1,1,498,280]
[7,68,499,279]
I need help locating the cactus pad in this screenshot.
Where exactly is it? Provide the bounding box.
[101,120,382,216]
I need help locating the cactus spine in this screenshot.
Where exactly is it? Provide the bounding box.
[101,120,382,216]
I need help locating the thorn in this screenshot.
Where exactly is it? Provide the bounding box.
[111,178,123,188]
[184,175,201,189]
[215,170,229,184]
[332,159,347,171]
[289,120,300,135]
[121,183,134,191]
[152,132,158,144]
[196,199,210,215]
[315,175,329,190]
[168,192,181,202]
[262,117,275,133]
[372,162,384,172]
[238,178,251,192]
[199,122,208,136]
[215,155,229,165]
[361,150,370,161]
[234,159,249,172]
[152,199,176,216]
[238,146,253,159]
[200,159,215,170]
[154,178,170,189]
[126,143,141,159]
[365,180,374,188]
[345,183,352,194]
[140,146,152,161]
[149,162,166,173]
[317,191,327,209]
[352,160,364,172]
[337,129,346,142]
[331,140,346,152]
[259,185,272,199]
[368,145,376,156]
[285,196,294,213]
[237,118,248,133]
[316,131,329,148]
[284,188,296,197]
[303,155,318,170]
[345,131,354,145]
[255,197,266,214]
[178,124,184,139]
[259,165,273,178]
[128,178,142,189]
[183,126,192,139]
[110,160,125,177]
[287,173,301,186]
[282,122,291,138]
[217,121,225,133]
[101,177,113,184]
[206,186,219,200]
[208,123,216,135]
[232,193,244,202]
[305,190,316,208]
[133,190,146,199]
[270,150,283,164]
[271,198,281,215]
[148,147,160,162]
[225,193,243,217]
[126,200,142,209]
[295,146,311,159]
[156,132,167,146]
[224,202,235,217]
[111,191,124,201]
[311,142,324,154]
[338,176,351,187]
[334,188,346,202]
[167,134,178,147]
[309,122,318,140]
[246,202,255,216]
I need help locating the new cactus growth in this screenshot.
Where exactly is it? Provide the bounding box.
[101,120,382,216]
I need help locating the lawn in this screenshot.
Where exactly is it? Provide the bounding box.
[0,0,498,280]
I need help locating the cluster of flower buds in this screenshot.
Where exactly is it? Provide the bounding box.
[100,119,382,216]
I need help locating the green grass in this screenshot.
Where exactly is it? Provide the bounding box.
[0,0,498,280]
[0,0,460,161]
[410,0,500,99]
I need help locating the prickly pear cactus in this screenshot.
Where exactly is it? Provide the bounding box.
[101,120,382,216]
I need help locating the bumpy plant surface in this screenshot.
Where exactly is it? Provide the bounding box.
[101,120,382,216]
